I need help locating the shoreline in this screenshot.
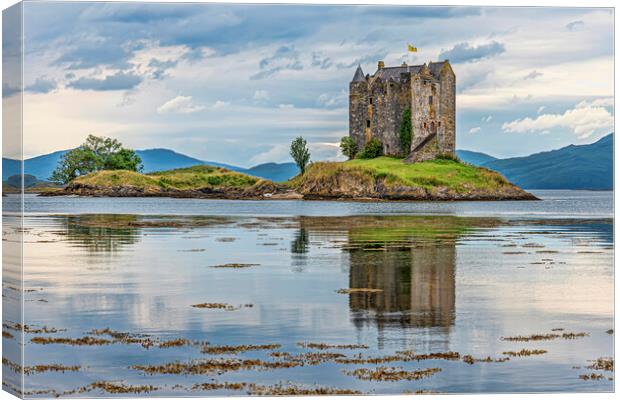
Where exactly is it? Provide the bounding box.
[39,187,539,202]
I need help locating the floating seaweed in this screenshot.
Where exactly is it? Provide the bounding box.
[587,358,614,372]
[191,382,248,391]
[89,381,158,394]
[31,336,112,346]
[247,383,362,395]
[502,349,547,357]
[131,358,304,375]
[201,344,281,354]
[462,355,509,365]
[501,332,588,342]
[210,263,259,269]
[606,329,614,335]
[191,303,252,311]
[344,366,442,381]
[24,364,80,375]
[2,331,14,339]
[3,321,65,334]
[297,342,369,350]
[159,338,190,348]
[579,373,604,381]
[87,328,154,348]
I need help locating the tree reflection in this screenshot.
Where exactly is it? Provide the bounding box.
[58,215,141,253]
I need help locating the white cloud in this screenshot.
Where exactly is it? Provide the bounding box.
[253,90,270,100]
[502,100,614,139]
[212,100,230,109]
[279,103,294,109]
[481,115,492,123]
[317,90,347,108]
[576,97,613,108]
[468,127,481,134]
[537,106,546,114]
[250,143,290,164]
[157,95,205,114]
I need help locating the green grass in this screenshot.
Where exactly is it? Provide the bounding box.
[290,156,511,193]
[73,165,262,190]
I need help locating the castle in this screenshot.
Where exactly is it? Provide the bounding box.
[349,60,455,162]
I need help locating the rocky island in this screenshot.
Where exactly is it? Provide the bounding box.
[43,158,536,201]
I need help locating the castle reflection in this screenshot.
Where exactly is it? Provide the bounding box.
[347,243,455,330]
[296,215,465,332]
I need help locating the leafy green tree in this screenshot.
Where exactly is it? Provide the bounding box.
[290,136,311,174]
[339,137,358,160]
[399,108,412,156]
[50,135,143,184]
[357,138,383,159]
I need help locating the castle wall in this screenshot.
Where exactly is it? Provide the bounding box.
[371,77,410,156]
[349,81,369,152]
[438,67,456,154]
[348,61,455,162]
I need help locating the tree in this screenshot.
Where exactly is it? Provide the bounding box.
[399,108,412,156]
[339,137,358,160]
[357,138,383,159]
[290,136,311,174]
[50,135,143,184]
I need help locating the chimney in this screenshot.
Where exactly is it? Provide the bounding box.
[378,60,385,69]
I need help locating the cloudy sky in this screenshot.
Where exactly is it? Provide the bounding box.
[3,3,614,166]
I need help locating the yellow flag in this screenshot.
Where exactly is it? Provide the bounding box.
[408,43,417,52]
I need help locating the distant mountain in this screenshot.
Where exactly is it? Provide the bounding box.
[483,134,613,190]
[244,162,299,182]
[4,135,612,189]
[456,150,497,166]
[2,148,243,181]
[136,149,241,173]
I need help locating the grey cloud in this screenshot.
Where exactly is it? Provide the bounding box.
[251,46,303,80]
[438,41,505,63]
[25,77,57,94]
[311,52,333,69]
[148,59,178,79]
[566,20,585,31]
[67,71,142,91]
[336,51,388,70]
[523,70,543,80]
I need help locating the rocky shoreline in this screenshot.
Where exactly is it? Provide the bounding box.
[41,181,538,201]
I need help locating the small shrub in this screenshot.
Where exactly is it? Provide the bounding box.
[399,108,412,155]
[435,153,460,162]
[358,138,383,159]
[340,137,358,160]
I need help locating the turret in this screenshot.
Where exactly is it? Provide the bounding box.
[351,65,365,82]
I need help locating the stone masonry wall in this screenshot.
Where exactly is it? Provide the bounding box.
[349,61,455,162]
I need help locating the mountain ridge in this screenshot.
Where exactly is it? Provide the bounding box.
[3,134,612,189]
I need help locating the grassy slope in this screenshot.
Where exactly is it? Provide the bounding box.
[73,165,262,190]
[291,156,511,193]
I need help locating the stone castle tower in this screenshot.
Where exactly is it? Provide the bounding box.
[349,60,455,162]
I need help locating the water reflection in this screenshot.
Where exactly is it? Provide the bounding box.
[348,243,455,331]
[59,215,141,253]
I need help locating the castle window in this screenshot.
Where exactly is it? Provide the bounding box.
[429,96,433,105]
[369,97,373,105]
[366,120,371,128]
[438,121,441,127]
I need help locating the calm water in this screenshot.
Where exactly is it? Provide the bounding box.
[2,191,614,396]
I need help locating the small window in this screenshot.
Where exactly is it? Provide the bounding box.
[429,96,433,105]
[438,121,441,127]
[366,120,371,128]
[369,97,373,105]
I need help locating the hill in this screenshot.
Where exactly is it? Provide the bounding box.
[54,165,296,199]
[290,157,535,200]
[483,134,613,190]
[244,162,299,182]
[456,150,498,166]
[3,148,295,182]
